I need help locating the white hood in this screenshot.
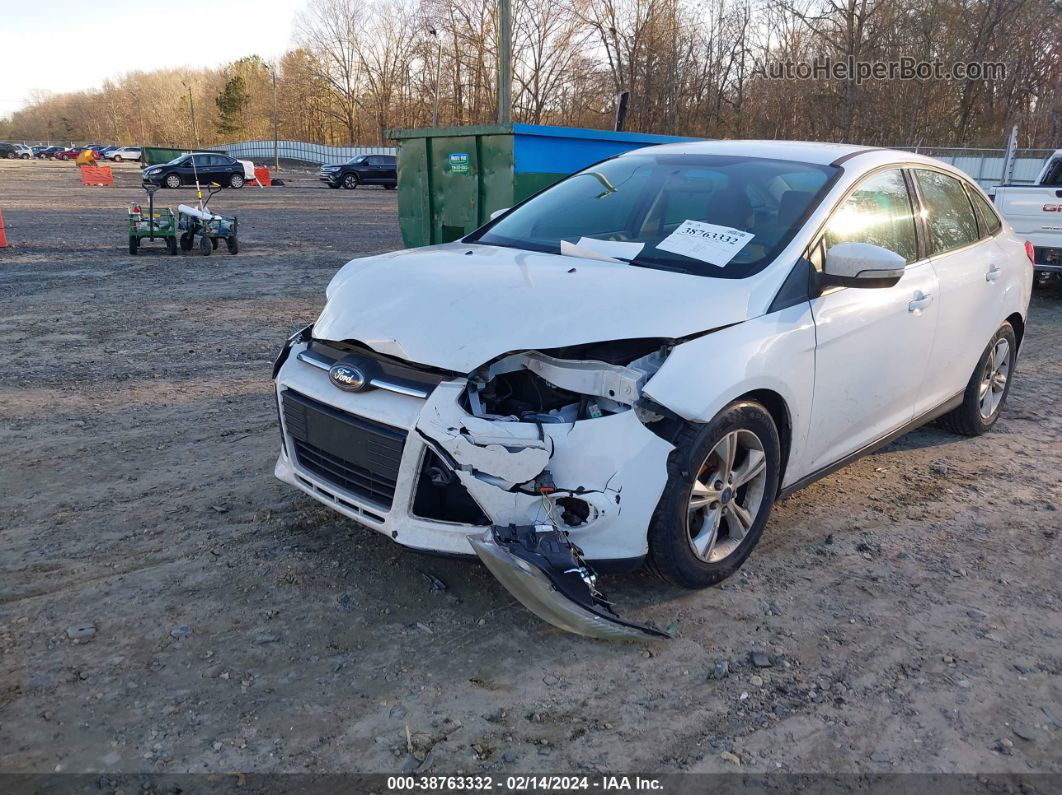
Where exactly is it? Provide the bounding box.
[313,243,764,373]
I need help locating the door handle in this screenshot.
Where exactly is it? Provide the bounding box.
[908,292,933,312]
[986,265,1001,282]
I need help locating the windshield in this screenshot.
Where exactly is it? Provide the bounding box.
[470,154,838,278]
[165,155,188,166]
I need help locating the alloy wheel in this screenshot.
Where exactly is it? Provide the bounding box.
[687,429,768,563]
[978,338,1011,419]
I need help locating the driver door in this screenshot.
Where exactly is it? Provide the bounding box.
[804,168,939,473]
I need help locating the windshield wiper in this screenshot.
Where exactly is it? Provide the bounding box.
[625,257,696,274]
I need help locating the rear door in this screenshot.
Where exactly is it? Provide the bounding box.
[804,167,939,473]
[912,168,1006,413]
[380,155,397,183]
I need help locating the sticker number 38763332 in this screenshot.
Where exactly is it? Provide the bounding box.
[656,220,755,267]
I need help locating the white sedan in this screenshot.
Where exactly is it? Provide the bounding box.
[109,147,141,162]
[272,140,1032,639]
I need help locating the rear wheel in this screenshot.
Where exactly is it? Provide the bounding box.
[128,235,139,255]
[226,235,239,255]
[342,173,359,190]
[648,400,780,589]
[199,235,212,256]
[229,173,244,189]
[938,322,1017,436]
[164,173,181,189]
[179,232,193,251]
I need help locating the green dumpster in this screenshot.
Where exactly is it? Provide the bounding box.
[387,123,700,248]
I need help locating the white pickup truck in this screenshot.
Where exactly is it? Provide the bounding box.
[991,149,1062,286]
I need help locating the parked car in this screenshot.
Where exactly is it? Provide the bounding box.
[88,145,110,158]
[142,153,246,189]
[272,140,1033,639]
[990,148,1062,287]
[56,147,92,161]
[0,142,18,159]
[109,146,141,162]
[31,145,49,157]
[37,146,66,159]
[11,144,34,159]
[318,154,397,189]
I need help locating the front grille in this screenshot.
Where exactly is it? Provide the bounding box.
[281,389,406,508]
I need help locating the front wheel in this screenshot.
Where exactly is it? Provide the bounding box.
[648,400,781,589]
[229,173,244,189]
[164,173,181,189]
[128,235,139,255]
[342,173,359,190]
[938,322,1017,436]
[179,232,193,251]
[199,235,212,256]
[226,235,239,255]
[166,236,177,255]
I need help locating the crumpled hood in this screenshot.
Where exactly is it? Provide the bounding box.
[313,243,763,372]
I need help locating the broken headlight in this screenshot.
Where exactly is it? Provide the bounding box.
[465,338,670,423]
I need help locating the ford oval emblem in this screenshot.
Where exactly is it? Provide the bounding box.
[329,363,368,392]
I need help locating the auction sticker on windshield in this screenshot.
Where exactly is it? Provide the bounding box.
[656,220,755,267]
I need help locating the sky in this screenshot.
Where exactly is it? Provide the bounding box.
[0,0,308,118]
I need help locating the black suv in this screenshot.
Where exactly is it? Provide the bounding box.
[319,154,397,189]
[0,142,18,159]
[143,153,247,189]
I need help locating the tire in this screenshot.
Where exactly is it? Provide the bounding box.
[5,152,15,160]
[179,232,193,251]
[342,173,359,190]
[166,236,177,255]
[164,173,181,189]
[226,235,239,255]
[199,235,212,256]
[111,156,120,162]
[648,400,781,589]
[20,153,30,160]
[129,235,139,255]
[937,323,1017,437]
[229,173,244,189]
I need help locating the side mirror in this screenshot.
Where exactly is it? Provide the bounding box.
[489,207,509,221]
[823,242,905,288]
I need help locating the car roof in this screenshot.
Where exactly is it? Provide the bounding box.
[621,139,942,168]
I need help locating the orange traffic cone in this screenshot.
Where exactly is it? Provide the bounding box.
[0,209,8,248]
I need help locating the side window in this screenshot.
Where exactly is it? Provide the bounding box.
[192,154,211,168]
[913,169,980,255]
[823,169,918,264]
[967,185,1002,236]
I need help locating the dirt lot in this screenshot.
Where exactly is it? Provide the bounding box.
[1,159,1060,777]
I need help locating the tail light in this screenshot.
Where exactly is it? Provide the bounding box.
[1025,241,1035,264]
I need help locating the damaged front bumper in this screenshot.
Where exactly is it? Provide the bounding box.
[471,525,669,640]
[274,338,675,638]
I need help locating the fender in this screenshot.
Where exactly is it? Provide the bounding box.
[642,303,817,489]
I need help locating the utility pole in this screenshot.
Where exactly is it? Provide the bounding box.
[430,28,442,127]
[131,91,145,151]
[271,64,279,171]
[497,0,512,124]
[181,80,199,148]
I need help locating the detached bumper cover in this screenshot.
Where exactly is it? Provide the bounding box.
[470,525,669,641]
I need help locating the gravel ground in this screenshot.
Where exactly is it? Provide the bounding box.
[0,159,1060,777]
